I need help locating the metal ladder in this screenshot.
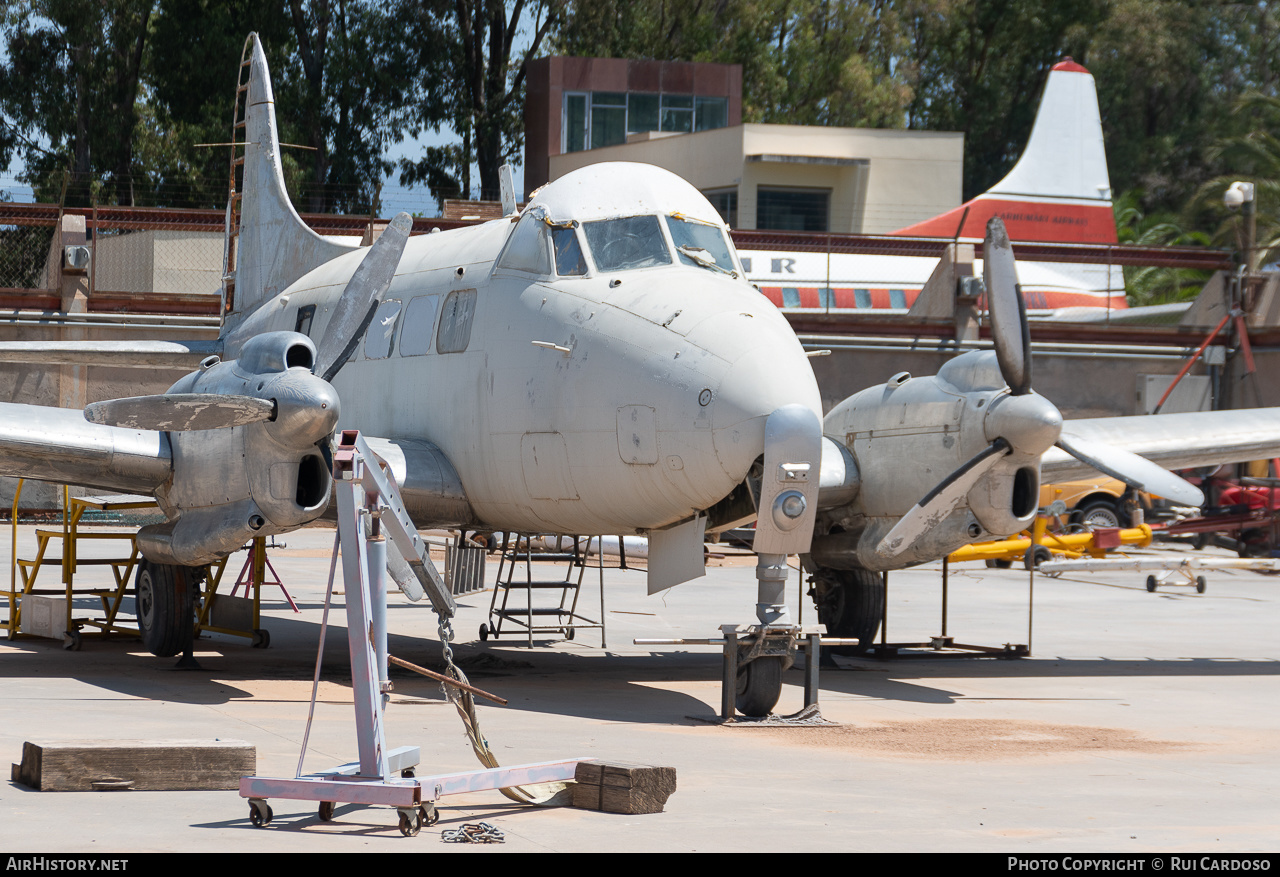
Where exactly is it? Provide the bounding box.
[481,534,605,647]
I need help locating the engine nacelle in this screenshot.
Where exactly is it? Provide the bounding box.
[811,351,1056,571]
[137,332,339,566]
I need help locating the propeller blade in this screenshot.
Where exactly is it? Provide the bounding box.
[85,394,276,431]
[1055,433,1205,507]
[876,438,1010,558]
[313,212,414,383]
[983,217,1032,395]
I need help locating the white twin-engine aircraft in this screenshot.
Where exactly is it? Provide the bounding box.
[4,35,1280,716]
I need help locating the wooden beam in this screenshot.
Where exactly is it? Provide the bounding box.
[11,740,254,791]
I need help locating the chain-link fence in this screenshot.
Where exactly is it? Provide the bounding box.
[0,204,227,300]
[92,226,223,296]
[89,208,225,298]
[0,222,56,291]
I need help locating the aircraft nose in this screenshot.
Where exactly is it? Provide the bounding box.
[700,315,822,483]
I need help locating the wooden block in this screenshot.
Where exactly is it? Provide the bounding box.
[572,760,676,814]
[12,740,255,791]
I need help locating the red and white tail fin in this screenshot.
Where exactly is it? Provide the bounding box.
[893,59,1115,244]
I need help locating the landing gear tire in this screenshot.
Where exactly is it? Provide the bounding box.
[810,566,884,656]
[1146,575,1158,593]
[1196,575,1207,594]
[135,559,195,658]
[1075,501,1122,531]
[735,656,783,717]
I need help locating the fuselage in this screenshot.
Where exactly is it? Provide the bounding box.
[237,206,821,536]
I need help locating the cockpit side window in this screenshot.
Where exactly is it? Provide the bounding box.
[552,226,587,276]
[496,213,552,275]
[582,215,672,272]
[665,216,736,273]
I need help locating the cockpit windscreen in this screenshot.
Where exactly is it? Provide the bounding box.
[582,215,672,272]
[666,216,736,273]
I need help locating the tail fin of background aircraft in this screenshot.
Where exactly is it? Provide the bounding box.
[223,33,355,337]
[893,59,1116,245]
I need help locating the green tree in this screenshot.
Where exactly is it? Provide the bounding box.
[0,0,157,206]
[1113,189,1211,306]
[397,0,561,204]
[1184,93,1280,272]
[553,0,912,129]
[900,0,1105,200]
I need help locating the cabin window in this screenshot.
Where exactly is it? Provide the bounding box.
[552,227,587,276]
[294,304,316,337]
[363,299,402,360]
[496,213,551,275]
[665,215,735,273]
[399,294,440,357]
[437,289,477,354]
[582,215,671,272]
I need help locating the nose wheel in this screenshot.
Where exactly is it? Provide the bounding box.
[735,656,783,716]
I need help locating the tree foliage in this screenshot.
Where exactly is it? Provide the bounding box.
[0,0,1276,242]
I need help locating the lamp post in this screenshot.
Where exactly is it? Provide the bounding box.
[1224,181,1256,275]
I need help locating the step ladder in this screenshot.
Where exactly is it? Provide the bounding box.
[480,534,606,647]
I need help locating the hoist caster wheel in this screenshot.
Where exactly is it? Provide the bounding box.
[419,804,439,826]
[318,801,335,821]
[400,767,415,778]
[248,800,273,827]
[1146,575,1158,593]
[398,808,422,837]
[479,624,489,641]
[564,627,575,641]
[1196,576,1207,594]
[252,628,271,649]
[63,630,81,651]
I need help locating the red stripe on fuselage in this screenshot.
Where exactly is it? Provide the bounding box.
[893,198,1117,244]
[756,286,1127,311]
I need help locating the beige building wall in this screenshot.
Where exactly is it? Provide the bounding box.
[546,123,963,233]
[95,230,223,295]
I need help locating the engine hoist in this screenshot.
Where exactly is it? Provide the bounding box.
[239,430,584,836]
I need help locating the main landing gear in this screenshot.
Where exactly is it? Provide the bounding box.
[808,565,884,656]
[134,559,198,657]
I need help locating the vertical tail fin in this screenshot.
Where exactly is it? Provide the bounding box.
[893,59,1116,244]
[222,34,355,337]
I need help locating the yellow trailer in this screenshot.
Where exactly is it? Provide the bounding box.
[948,512,1155,571]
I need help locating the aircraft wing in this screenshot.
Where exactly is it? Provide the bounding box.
[1041,408,1280,484]
[0,402,172,494]
[0,340,221,369]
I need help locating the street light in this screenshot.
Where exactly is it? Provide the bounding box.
[1224,181,1256,274]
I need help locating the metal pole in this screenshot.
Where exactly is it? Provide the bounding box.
[804,633,820,708]
[336,485,388,780]
[367,525,388,708]
[941,556,949,637]
[721,629,738,721]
